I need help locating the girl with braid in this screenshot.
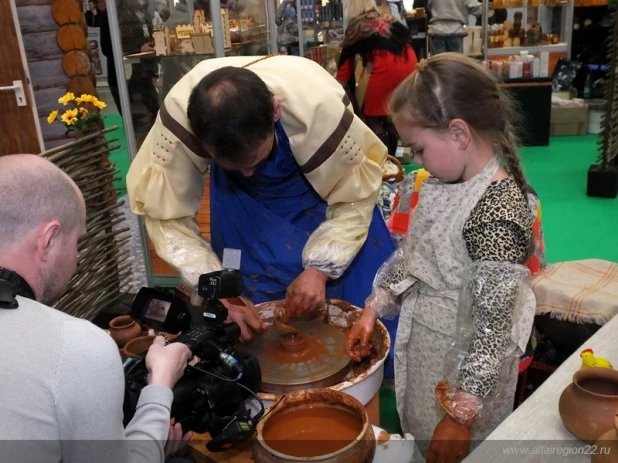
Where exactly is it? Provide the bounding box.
[347,53,539,462]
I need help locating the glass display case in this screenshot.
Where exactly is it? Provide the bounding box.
[481,0,574,75]
[105,0,275,285]
[271,0,344,74]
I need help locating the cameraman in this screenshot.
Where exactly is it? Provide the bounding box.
[0,155,192,463]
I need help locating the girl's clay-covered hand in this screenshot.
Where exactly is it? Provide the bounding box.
[283,268,328,322]
[345,308,378,362]
[427,415,472,463]
[222,296,266,342]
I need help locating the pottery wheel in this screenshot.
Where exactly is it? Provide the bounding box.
[237,319,352,394]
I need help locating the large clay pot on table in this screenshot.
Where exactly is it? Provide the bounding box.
[559,367,618,444]
[253,388,376,463]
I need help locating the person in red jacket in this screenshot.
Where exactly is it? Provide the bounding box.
[336,0,417,155]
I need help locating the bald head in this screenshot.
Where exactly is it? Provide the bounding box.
[0,154,85,251]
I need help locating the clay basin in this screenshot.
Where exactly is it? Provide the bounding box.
[559,367,618,444]
[253,388,376,463]
[246,299,390,411]
[123,335,156,358]
[122,332,180,358]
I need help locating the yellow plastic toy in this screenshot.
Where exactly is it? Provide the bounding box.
[580,348,613,370]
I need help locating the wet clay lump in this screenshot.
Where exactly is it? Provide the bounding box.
[260,332,326,364]
[262,405,363,458]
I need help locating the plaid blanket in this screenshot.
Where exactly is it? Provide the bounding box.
[532,259,618,326]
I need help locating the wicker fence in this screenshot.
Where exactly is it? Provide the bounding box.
[40,126,133,320]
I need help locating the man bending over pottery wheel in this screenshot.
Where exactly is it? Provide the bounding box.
[127,55,398,372]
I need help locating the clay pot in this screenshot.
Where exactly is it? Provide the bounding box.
[253,388,376,463]
[123,335,156,358]
[108,315,142,348]
[592,413,618,463]
[559,368,618,444]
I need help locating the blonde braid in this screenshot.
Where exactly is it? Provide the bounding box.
[497,122,536,262]
[498,121,531,204]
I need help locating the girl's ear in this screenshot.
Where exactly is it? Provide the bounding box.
[448,119,472,150]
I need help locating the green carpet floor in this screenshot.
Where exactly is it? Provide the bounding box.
[106,115,617,435]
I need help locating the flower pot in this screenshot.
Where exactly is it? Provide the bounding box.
[559,367,618,444]
[108,315,142,348]
[253,388,376,463]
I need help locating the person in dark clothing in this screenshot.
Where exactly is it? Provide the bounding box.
[85,0,103,27]
[98,1,123,114]
[98,0,159,123]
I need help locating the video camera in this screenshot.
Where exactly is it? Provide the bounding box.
[123,269,263,452]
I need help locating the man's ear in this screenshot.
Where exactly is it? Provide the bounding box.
[37,221,62,262]
[448,118,472,150]
[273,96,282,122]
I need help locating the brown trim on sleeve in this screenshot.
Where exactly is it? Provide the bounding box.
[159,102,211,159]
[300,109,354,174]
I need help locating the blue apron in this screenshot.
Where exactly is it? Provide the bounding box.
[210,121,398,378]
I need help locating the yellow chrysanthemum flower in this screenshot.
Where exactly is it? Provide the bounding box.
[76,94,96,104]
[58,92,76,105]
[93,99,107,110]
[61,109,79,126]
[47,110,59,124]
[79,107,89,116]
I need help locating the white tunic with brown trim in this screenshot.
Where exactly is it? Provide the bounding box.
[126,55,388,288]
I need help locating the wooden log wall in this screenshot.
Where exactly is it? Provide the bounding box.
[16,0,95,150]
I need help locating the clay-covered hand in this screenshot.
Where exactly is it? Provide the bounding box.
[145,336,192,390]
[164,422,193,458]
[222,296,267,342]
[283,268,328,322]
[345,308,378,362]
[435,381,483,426]
[427,415,472,463]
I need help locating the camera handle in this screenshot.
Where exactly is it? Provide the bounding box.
[202,299,228,325]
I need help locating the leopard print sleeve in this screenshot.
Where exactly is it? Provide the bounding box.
[457,178,533,398]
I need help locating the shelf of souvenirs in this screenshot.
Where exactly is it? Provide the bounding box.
[486,43,568,55]
[573,0,608,6]
[137,8,267,58]
[304,43,341,75]
[486,18,568,54]
[484,51,553,79]
[489,0,570,7]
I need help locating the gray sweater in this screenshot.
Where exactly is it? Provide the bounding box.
[428,0,482,36]
[0,296,173,463]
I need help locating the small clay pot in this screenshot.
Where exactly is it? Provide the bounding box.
[253,388,376,463]
[592,413,618,463]
[559,368,618,444]
[123,335,156,358]
[108,315,142,348]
